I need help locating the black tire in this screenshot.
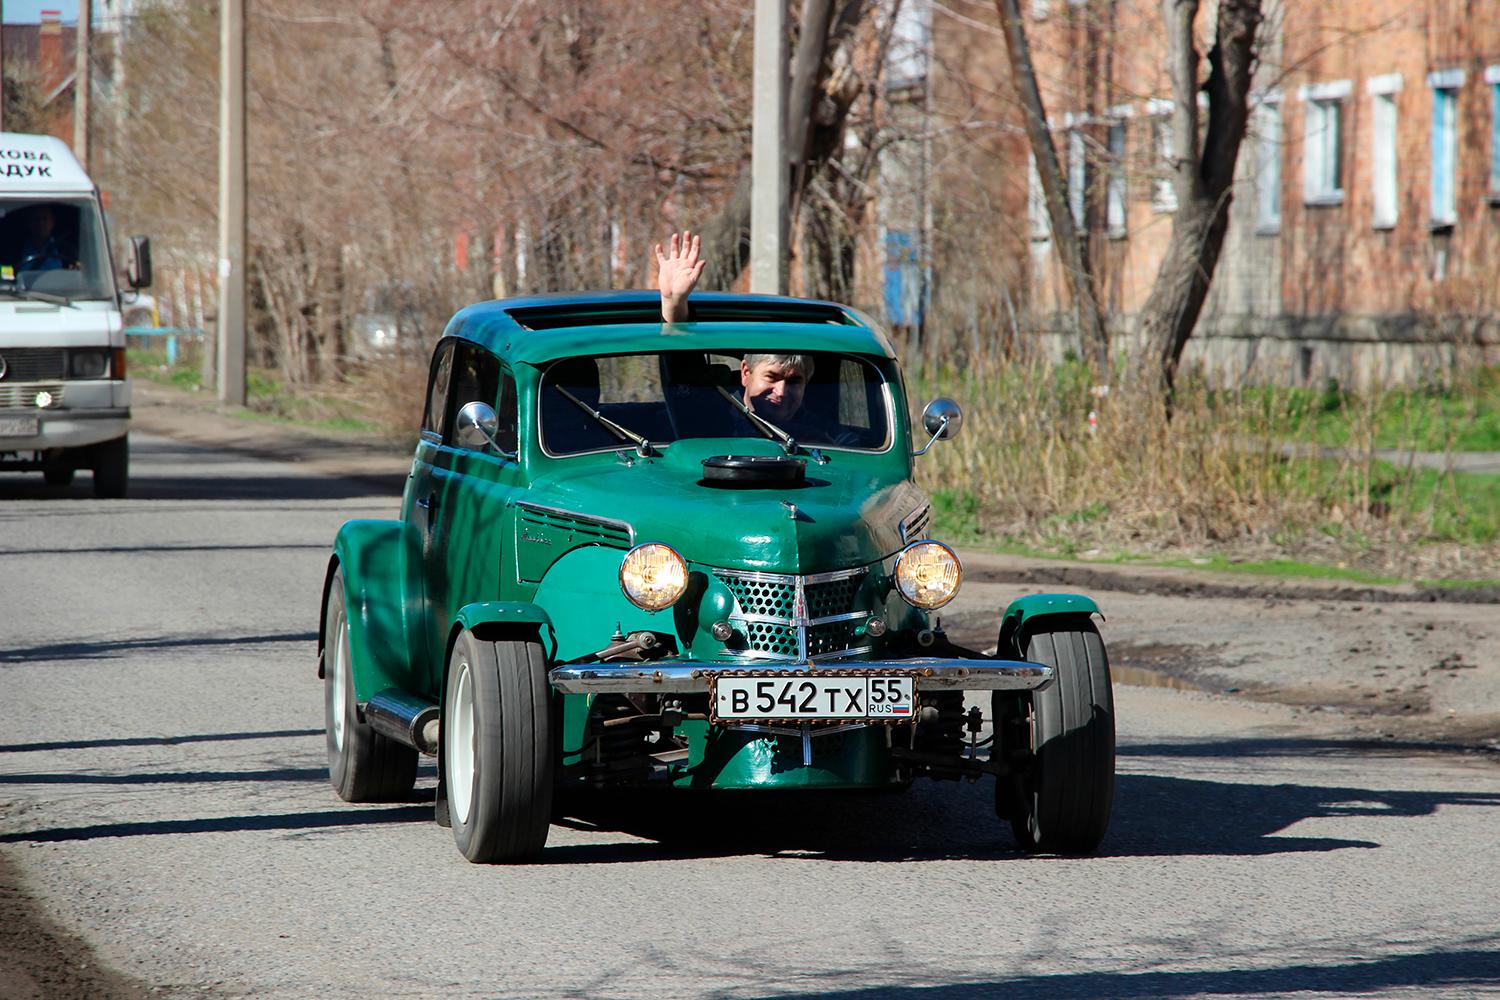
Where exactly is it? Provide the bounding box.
[998,614,1114,854]
[91,435,128,499]
[444,629,553,863]
[43,459,75,487]
[323,570,418,802]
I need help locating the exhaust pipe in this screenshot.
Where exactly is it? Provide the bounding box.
[363,689,440,755]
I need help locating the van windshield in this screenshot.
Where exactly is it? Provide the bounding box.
[539,350,892,456]
[0,198,115,301]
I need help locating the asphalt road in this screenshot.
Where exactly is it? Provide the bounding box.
[2,432,1499,999]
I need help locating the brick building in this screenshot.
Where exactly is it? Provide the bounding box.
[918,0,1500,385]
[1,9,79,141]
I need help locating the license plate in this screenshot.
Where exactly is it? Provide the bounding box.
[0,416,39,437]
[713,674,915,721]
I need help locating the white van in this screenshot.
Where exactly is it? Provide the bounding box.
[0,131,150,497]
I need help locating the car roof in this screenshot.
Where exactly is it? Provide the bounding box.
[444,291,898,365]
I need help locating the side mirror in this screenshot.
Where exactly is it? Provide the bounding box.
[455,400,513,457]
[913,398,963,457]
[127,236,152,289]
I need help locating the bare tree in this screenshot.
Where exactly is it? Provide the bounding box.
[1134,0,1263,396]
[992,0,1109,378]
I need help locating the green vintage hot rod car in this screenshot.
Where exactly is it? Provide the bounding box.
[318,292,1114,862]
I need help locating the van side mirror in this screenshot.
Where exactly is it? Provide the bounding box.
[127,236,152,289]
[912,398,963,457]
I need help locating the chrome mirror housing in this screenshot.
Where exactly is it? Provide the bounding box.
[455,400,502,453]
[913,398,963,457]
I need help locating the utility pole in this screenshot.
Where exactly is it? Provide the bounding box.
[1,0,7,133]
[749,0,787,295]
[217,0,246,406]
[73,0,90,169]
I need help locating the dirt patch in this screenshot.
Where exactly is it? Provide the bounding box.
[0,851,153,1000]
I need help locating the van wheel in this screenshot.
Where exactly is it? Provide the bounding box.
[444,630,553,863]
[92,436,129,499]
[324,570,417,802]
[997,614,1114,855]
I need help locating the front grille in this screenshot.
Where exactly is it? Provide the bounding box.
[714,567,871,661]
[0,383,64,410]
[0,349,66,381]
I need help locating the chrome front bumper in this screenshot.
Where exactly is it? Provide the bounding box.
[548,657,1053,694]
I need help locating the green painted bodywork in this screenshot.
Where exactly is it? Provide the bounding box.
[320,291,1098,792]
[997,593,1103,657]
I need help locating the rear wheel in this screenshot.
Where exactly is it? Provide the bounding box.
[92,435,128,499]
[996,614,1114,854]
[323,570,417,801]
[444,629,553,863]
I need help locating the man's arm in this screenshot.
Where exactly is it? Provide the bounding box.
[654,230,705,322]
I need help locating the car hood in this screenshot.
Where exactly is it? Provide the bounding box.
[528,442,926,574]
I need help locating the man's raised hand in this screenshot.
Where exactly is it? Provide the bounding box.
[655,230,705,322]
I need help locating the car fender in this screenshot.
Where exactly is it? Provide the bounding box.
[320,519,424,702]
[450,601,554,654]
[996,593,1102,659]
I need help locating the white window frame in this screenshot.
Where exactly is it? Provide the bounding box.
[1146,98,1176,212]
[1299,80,1350,205]
[1253,91,1283,234]
[1428,69,1464,227]
[1105,118,1128,238]
[1367,74,1402,230]
[1067,127,1087,228]
[1026,153,1050,242]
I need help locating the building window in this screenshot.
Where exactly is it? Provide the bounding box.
[1253,95,1282,233]
[1486,65,1500,200]
[1106,120,1127,237]
[1429,69,1463,227]
[1027,153,1050,241]
[1299,80,1349,204]
[1367,74,1401,229]
[1067,128,1086,228]
[1030,0,1049,18]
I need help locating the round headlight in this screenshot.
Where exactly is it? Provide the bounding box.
[894,541,962,609]
[619,543,688,611]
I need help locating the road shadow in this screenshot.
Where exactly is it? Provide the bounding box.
[0,630,316,664]
[0,438,403,502]
[743,945,1500,999]
[540,739,1500,863]
[0,805,432,844]
[0,727,323,754]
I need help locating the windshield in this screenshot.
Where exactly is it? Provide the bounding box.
[0,198,115,300]
[540,350,892,456]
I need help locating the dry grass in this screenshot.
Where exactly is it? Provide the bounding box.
[909,356,1500,580]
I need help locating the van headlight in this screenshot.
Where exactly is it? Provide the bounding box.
[619,543,688,611]
[894,541,961,609]
[69,349,110,378]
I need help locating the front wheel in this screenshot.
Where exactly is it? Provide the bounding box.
[444,630,554,863]
[323,569,417,802]
[92,435,128,499]
[996,614,1114,854]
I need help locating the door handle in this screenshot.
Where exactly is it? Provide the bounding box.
[416,492,438,511]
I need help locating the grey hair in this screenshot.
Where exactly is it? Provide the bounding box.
[742,353,815,377]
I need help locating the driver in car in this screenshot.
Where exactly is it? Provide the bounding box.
[655,230,815,435]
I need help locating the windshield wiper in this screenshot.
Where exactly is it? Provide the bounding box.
[716,385,797,455]
[0,287,74,306]
[554,386,657,457]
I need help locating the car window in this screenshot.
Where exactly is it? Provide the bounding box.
[444,342,500,446]
[422,341,454,440]
[539,350,891,456]
[0,198,115,300]
[496,371,519,455]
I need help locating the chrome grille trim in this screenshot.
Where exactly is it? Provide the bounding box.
[0,383,65,410]
[714,565,871,661]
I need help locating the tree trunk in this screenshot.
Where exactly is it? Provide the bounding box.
[698,0,865,292]
[992,0,1110,379]
[1135,0,1262,396]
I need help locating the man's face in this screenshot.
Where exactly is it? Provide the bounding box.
[741,360,807,422]
[27,207,54,240]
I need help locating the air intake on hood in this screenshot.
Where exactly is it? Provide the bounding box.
[701,455,806,487]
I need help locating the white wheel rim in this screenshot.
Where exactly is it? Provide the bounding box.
[448,659,476,825]
[330,612,348,751]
